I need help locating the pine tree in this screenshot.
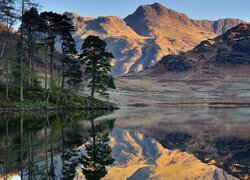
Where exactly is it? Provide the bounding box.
[80,35,114,99]
[0,0,17,27]
[19,0,37,102]
[57,14,78,91]
[40,12,62,91]
[0,0,17,101]
[64,57,82,91]
[22,7,42,87]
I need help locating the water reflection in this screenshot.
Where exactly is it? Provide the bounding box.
[81,113,114,180]
[111,106,250,179]
[0,107,250,179]
[0,111,115,180]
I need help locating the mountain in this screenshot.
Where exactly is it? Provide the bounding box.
[195,18,246,35]
[150,23,250,78]
[65,12,150,76]
[66,3,246,76]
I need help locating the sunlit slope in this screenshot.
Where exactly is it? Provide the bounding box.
[66,3,244,76]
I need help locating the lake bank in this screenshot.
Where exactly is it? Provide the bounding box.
[109,75,250,108]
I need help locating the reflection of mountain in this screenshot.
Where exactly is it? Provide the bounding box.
[104,129,237,180]
[0,111,241,180]
[112,107,250,179]
[152,126,250,179]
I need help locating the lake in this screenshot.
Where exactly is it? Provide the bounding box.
[0,107,249,179]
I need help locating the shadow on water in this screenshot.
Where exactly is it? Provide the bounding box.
[0,111,115,180]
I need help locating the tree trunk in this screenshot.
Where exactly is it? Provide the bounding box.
[61,62,65,91]
[31,55,34,87]
[0,40,5,57]
[31,35,35,87]
[20,0,25,102]
[91,57,96,99]
[45,46,48,90]
[28,54,32,87]
[61,43,66,92]
[5,58,9,101]
[50,50,53,91]
[91,74,95,99]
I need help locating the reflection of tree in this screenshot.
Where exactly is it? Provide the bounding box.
[0,111,115,179]
[61,113,84,180]
[47,112,56,180]
[60,111,115,180]
[80,115,115,180]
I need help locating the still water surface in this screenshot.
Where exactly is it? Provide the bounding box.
[0,107,249,179]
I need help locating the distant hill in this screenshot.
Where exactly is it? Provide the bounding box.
[194,18,246,35]
[150,23,250,78]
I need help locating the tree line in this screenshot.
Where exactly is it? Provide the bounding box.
[0,0,115,107]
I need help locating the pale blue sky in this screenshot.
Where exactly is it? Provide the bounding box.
[38,0,250,21]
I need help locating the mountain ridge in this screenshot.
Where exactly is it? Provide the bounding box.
[146,23,250,79]
[65,3,247,76]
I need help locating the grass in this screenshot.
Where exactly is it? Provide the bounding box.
[0,87,117,112]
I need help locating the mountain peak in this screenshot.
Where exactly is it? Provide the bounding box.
[147,2,167,11]
[151,2,163,6]
[124,3,193,37]
[134,2,188,19]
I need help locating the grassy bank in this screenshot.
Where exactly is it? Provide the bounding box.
[0,87,117,112]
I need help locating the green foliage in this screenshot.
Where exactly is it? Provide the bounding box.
[106,75,116,89]
[0,8,117,110]
[64,57,83,91]
[40,11,63,53]
[80,35,114,98]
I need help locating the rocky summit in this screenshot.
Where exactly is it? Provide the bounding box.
[66,3,245,76]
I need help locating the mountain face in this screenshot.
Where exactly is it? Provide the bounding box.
[66,3,246,76]
[154,23,250,76]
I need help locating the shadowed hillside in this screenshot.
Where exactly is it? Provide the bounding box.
[148,23,250,78]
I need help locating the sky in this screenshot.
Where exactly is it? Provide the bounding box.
[37,0,250,22]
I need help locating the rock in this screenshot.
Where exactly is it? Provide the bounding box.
[161,53,191,72]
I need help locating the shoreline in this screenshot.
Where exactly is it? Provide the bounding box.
[0,106,119,113]
[127,101,250,108]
